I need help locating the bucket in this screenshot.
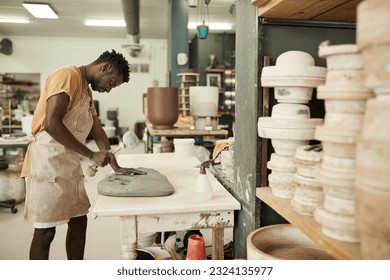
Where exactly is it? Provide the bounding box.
[138,232,157,248]
[173,138,194,158]
[247,224,334,260]
[186,234,207,260]
[102,126,116,138]
[21,116,33,137]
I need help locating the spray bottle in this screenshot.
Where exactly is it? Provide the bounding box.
[194,163,213,201]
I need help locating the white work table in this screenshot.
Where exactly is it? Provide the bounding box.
[92,153,241,260]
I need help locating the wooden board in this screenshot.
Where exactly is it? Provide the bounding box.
[252,0,363,22]
[146,120,228,137]
[256,187,362,260]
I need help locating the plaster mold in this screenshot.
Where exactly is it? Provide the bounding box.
[321,155,356,174]
[324,100,367,114]
[318,42,363,70]
[316,169,355,199]
[357,0,390,49]
[268,172,295,199]
[259,50,326,199]
[271,103,310,119]
[321,141,356,159]
[357,0,390,96]
[355,182,390,259]
[293,145,323,178]
[323,193,355,216]
[267,153,296,173]
[291,174,323,216]
[261,51,326,104]
[360,99,390,142]
[356,139,390,191]
[314,205,360,243]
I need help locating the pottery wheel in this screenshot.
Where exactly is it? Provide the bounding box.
[97,168,174,197]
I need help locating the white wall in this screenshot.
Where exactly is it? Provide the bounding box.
[0,36,168,132]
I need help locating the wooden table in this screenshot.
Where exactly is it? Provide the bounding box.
[92,153,241,260]
[145,120,228,153]
[0,137,32,159]
[0,137,31,149]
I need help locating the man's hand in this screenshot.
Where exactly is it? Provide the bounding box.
[90,150,111,167]
[113,166,147,176]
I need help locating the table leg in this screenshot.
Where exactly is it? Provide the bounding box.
[211,228,224,260]
[119,216,138,260]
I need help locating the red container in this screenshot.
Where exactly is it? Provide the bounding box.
[186,234,207,260]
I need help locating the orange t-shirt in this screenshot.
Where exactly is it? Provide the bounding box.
[21,66,97,177]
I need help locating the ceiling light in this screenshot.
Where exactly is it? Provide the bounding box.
[22,3,58,19]
[0,18,30,24]
[188,22,232,31]
[84,20,126,27]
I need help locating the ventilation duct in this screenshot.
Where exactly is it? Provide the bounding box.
[121,0,143,57]
[0,38,12,55]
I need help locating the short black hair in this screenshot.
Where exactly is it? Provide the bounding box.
[94,49,130,83]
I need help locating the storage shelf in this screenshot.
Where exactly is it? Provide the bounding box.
[251,0,362,22]
[256,187,362,260]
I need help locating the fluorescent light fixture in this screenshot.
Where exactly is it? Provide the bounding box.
[187,22,232,31]
[84,20,126,27]
[0,18,30,24]
[23,3,58,19]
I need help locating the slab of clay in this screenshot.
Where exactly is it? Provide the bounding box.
[97,168,174,197]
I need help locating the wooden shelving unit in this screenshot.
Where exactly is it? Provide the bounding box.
[0,73,40,135]
[252,0,362,22]
[177,72,199,117]
[256,187,362,260]
[243,0,366,260]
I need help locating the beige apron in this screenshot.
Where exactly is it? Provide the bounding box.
[24,71,93,223]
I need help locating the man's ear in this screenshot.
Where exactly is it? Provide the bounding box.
[101,62,112,73]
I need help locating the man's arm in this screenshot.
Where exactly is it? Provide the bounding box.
[45,93,110,167]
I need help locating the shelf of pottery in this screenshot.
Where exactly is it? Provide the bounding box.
[0,74,39,135]
[221,69,235,116]
[177,69,200,117]
[256,0,390,260]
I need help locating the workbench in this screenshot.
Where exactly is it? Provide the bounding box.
[145,120,228,153]
[92,153,241,260]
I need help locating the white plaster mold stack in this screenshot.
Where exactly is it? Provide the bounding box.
[354,0,390,259]
[189,86,219,130]
[291,144,324,216]
[258,51,325,199]
[313,41,373,244]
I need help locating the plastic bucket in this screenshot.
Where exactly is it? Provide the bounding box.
[174,138,194,158]
[21,116,33,136]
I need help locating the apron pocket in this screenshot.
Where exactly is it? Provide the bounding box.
[75,112,92,133]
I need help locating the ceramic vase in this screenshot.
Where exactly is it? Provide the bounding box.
[147,87,179,129]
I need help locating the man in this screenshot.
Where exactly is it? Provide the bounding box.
[21,49,144,260]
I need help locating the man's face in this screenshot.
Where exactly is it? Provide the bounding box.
[91,64,124,93]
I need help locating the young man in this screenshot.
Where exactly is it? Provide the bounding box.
[21,50,145,260]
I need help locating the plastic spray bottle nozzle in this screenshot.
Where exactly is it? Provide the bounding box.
[199,164,206,174]
[194,163,213,201]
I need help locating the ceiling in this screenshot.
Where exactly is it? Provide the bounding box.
[0,0,236,40]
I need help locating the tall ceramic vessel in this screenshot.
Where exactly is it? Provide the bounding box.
[147,87,179,129]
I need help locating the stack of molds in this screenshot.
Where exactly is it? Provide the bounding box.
[258,51,325,199]
[355,0,390,259]
[314,42,373,243]
[291,145,323,216]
